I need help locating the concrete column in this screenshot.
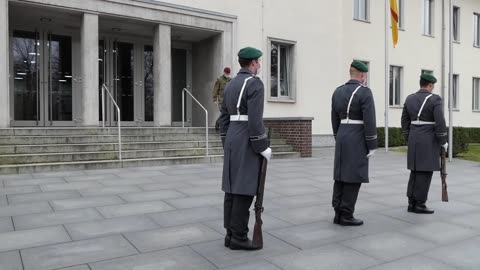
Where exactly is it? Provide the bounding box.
[0,1,10,128]
[80,13,99,126]
[153,24,172,126]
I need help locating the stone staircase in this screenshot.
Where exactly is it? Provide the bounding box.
[0,128,300,174]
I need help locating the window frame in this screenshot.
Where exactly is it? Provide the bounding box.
[422,0,434,37]
[473,77,480,111]
[474,13,480,47]
[453,6,460,43]
[267,37,296,103]
[451,74,459,110]
[353,0,370,22]
[389,65,403,107]
[398,0,405,29]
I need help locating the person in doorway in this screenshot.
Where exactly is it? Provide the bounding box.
[213,67,232,131]
[401,73,448,214]
[331,60,377,226]
[219,47,271,250]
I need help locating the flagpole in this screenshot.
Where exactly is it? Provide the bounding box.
[385,0,389,152]
[448,0,453,161]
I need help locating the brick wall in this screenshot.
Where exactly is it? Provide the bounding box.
[264,117,313,158]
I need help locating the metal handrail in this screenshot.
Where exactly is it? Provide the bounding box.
[101,84,122,160]
[182,88,209,156]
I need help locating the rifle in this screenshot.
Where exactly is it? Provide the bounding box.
[252,130,271,249]
[440,147,449,202]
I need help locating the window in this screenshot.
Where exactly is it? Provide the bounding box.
[423,0,434,36]
[474,13,480,47]
[473,78,480,111]
[452,74,459,110]
[453,6,460,42]
[389,66,402,106]
[398,0,405,29]
[269,39,295,101]
[354,0,369,21]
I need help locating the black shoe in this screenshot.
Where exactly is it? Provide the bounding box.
[407,204,415,212]
[339,216,364,226]
[412,204,434,214]
[224,235,231,247]
[333,212,340,224]
[229,237,262,251]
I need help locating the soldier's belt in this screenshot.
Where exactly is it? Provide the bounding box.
[230,115,248,121]
[340,119,364,124]
[411,120,436,125]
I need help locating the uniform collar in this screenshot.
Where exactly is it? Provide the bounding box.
[346,79,363,85]
[417,89,432,94]
[238,68,255,76]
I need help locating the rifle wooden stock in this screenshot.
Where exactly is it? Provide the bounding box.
[252,131,270,248]
[440,147,449,202]
[252,155,267,248]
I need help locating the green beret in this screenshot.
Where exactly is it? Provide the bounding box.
[238,47,263,60]
[421,73,437,84]
[351,60,368,72]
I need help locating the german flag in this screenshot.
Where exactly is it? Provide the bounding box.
[390,0,399,47]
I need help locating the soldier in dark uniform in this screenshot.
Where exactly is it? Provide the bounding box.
[331,60,377,226]
[401,73,448,214]
[219,47,271,250]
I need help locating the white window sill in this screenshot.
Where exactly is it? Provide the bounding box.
[473,110,480,112]
[268,97,296,103]
[474,45,480,48]
[389,106,403,109]
[353,18,371,23]
[422,34,435,38]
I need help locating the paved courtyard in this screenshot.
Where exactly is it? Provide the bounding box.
[0,148,480,270]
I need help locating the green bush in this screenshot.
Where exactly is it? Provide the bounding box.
[464,128,480,143]
[451,127,470,157]
[376,127,406,148]
[376,127,480,157]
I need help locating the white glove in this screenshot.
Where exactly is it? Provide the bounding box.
[442,143,448,151]
[366,149,376,159]
[261,147,272,161]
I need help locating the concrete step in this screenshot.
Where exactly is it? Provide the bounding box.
[0,127,284,137]
[0,151,300,174]
[0,134,228,145]
[0,127,217,136]
[0,139,288,154]
[0,145,295,165]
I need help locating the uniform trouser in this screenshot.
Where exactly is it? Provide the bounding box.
[224,193,254,240]
[407,170,433,203]
[215,103,222,128]
[332,181,362,218]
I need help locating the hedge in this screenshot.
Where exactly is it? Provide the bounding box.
[376,127,480,157]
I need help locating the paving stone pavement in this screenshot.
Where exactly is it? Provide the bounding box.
[0,148,479,269]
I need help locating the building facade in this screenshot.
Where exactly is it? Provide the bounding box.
[1,0,479,142]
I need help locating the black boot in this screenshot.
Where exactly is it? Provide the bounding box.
[407,198,415,212]
[224,232,232,247]
[229,237,262,251]
[413,203,434,214]
[333,210,340,224]
[339,215,364,226]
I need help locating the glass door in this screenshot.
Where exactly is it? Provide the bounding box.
[11,29,74,126]
[100,38,145,127]
[171,47,192,126]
